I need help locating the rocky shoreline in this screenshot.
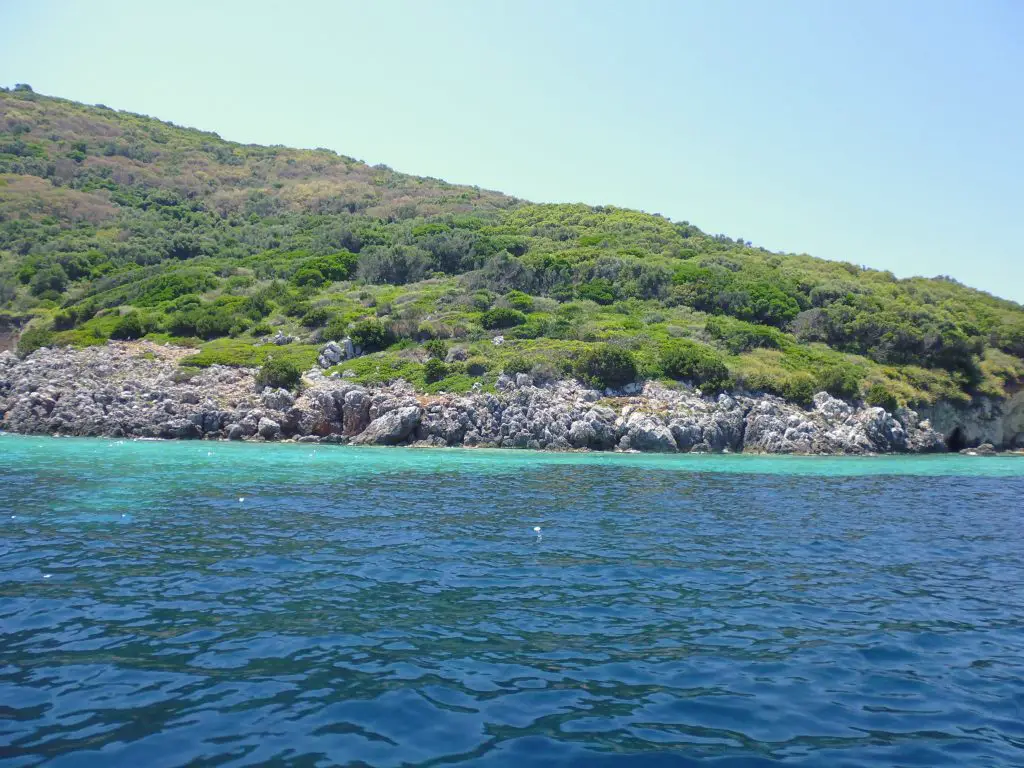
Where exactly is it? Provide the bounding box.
[1,342,1021,454]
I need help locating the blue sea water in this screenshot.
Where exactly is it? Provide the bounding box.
[1,434,1024,767]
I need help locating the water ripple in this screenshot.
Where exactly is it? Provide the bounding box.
[1,436,1023,765]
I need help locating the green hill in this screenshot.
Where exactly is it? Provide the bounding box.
[2,84,1023,405]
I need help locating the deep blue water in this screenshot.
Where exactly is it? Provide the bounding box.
[2,435,1024,767]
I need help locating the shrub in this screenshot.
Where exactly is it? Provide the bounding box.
[576,279,616,305]
[503,354,531,375]
[471,290,494,310]
[659,340,731,392]
[504,290,534,312]
[301,306,330,328]
[256,357,302,391]
[573,345,637,390]
[110,312,146,340]
[506,318,549,339]
[816,366,861,401]
[137,271,216,306]
[705,317,784,353]
[29,264,68,297]
[466,357,489,376]
[781,374,818,406]
[323,317,348,341]
[423,358,448,383]
[481,307,527,330]
[357,245,431,285]
[742,370,816,406]
[865,383,900,412]
[308,251,358,281]
[17,324,55,357]
[292,266,327,288]
[424,339,448,360]
[350,319,395,352]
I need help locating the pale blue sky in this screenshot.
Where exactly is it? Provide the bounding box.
[2,1,1022,301]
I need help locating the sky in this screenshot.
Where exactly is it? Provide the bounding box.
[1,0,1022,301]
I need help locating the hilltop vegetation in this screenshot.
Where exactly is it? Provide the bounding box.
[2,84,1023,406]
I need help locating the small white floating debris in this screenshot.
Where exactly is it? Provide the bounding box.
[533,526,542,533]
[207,451,213,457]
[43,574,51,579]
[238,497,245,503]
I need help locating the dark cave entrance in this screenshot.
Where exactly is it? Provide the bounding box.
[947,427,967,452]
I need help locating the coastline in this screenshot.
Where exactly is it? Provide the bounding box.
[2,341,1022,455]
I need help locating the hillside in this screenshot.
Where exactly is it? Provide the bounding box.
[2,84,1023,408]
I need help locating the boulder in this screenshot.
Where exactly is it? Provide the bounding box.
[618,412,676,453]
[257,417,281,440]
[261,387,295,412]
[351,406,422,445]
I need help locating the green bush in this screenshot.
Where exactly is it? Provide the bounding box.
[256,357,302,391]
[323,317,348,341]
[350,319,396,352]
[481,307,527,330]
[423,358,448,383]
[471,291,494,310]
[110,312,146,340]
[137,270,216,306]
[576,279,616,305]
[505,318,549,339]
[705,317,784,353]
[301,306,330,327]
[573,344,637,390]
[743,370,817,406]
[424,339,448,360]
[503,354,531,375]
[816,365,862,401]
[865,382,900,412]
[659,340,731,392]
[292,266,327,288]
[504,290,534,312]
[17,324,55,357]
[466,357,489,375]
[781,374,818,406]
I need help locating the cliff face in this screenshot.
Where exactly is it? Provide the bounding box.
[0,342,972,454]
[920,390,1024,451]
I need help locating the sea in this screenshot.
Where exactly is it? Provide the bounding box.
[1,434,1023,767]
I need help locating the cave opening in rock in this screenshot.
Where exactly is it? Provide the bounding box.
[947,427,967,452]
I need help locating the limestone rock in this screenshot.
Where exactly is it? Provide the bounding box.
[257,417,281,440]
[351,406,421,445]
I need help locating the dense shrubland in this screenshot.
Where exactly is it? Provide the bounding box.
[2,86,1023,406]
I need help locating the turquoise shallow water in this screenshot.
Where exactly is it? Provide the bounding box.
[1,435,1024,766]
